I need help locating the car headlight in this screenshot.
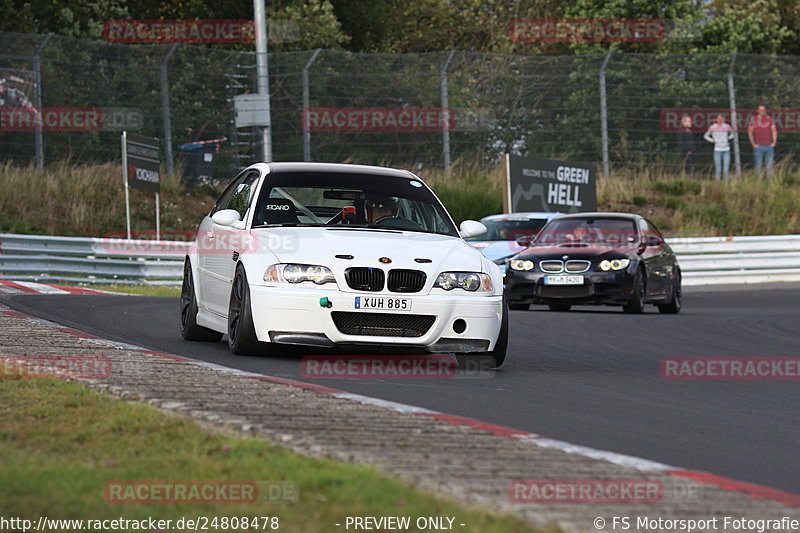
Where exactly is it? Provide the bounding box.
[598,258,631,271]
[264,264,336,285]
[510,259,535,271]
[434,272,493,292]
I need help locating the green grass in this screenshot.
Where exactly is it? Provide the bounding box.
[0,375,539,533]
[0,161,216,237]
[2,161,800,239]
[420,166,506,224]
[598,169,800,235]
[651,179,702,196]
[90,284,181,297]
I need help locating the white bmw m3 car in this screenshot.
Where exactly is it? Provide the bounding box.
[180,162,508,367]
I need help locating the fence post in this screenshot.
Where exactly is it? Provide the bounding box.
[441,50,456,171]
[302,48,322,162]
[160,43,179,175]
[33,33,53,169]
[599,51,612,179]
[254,0,272,162]
[728,52,741,178]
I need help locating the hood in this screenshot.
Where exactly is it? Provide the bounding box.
[477,240,525,262]
[517,242,640,260]
[250,226,485,274]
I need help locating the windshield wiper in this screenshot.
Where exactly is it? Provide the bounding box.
[334,224,451,236]
[252,222,324,228]
[329,223,401,232]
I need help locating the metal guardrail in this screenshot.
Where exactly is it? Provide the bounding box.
[2,232,800,286]
[0,233,188,285]
[669,234,800,286]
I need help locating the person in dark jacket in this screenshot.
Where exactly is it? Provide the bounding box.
[676,115,695,175]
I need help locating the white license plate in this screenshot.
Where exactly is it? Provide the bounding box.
[354,296,412,311]
[543,275,584,285]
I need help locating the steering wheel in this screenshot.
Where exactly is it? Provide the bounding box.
[372,216,424,231]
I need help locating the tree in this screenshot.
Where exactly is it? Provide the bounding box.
[691,1,793,54]
[0,0,348,50]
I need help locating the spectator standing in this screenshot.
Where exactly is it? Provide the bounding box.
[703,114,734,180]
[676,115,695,175]
[747,105,777,177]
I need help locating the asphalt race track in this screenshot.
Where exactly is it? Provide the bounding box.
[4,288,800,494]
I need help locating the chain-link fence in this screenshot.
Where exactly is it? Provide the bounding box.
[2,30,799,178]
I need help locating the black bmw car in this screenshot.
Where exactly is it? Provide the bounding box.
[504,212,681,314]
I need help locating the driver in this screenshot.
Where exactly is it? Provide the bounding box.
[566,223,595,243]
[366,195,399,223]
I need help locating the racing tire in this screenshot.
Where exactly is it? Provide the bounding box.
[622,267,646,314]
[548,304,572,312]
[228,265,269,355]
[180,259,223,342]
[658,272,682,314]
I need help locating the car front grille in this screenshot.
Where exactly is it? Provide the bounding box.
[345,267,384,291]
[539,260,563,273]
[539,259,591,273]
[331,312,435,337]
[536,285,593,298]
[565,260,591,273]
[387,269,426,293]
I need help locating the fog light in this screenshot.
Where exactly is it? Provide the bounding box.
[452,319,467,334]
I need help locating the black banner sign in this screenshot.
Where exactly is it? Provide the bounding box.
[126,133,160,193]
[506,154,597,213]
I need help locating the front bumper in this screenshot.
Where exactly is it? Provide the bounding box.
[505,269,636,306]
[248,284,503,352]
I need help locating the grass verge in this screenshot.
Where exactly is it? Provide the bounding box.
[2,161,799,237]
[0,374,539,532]
[90,284,181,298]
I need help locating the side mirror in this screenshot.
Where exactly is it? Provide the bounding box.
[515,235,533,247]
[646,235,664,247]
[638,234,663,253]
[459,220,487,239]
[211,209,242,227]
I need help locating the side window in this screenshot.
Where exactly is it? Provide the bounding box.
[224,172,260,219]
[211,170,249,215]
[214,171,260,220]
[638,219,652,244]
[645,219,663,239]
[644,218,665,246]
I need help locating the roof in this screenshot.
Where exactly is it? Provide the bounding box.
[550,211,642,220]
[258,162,418,180]
[480,212,562,222]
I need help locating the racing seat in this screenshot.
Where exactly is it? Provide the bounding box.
[257,198,300,225]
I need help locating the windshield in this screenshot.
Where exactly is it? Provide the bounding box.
[466,218,548,242]
[252,172,458,237]
[535,217,638,246]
